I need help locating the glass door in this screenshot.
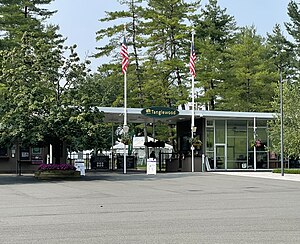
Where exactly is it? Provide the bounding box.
[215,144,226,169]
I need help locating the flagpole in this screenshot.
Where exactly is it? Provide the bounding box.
[121,24,129,174]
[123,70,127,174]
[191,30,195,173]
[191,80,195,172]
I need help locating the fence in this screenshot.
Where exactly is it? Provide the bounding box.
[68,152,91,169]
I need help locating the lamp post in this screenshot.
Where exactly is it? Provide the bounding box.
[280,65,284,176]
[253,117,257,171]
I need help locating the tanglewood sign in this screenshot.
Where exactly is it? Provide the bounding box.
[141,106,179,118]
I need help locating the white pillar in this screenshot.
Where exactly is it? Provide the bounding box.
[50,144,53,164]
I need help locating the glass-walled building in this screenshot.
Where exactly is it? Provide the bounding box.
[177,110,275,171]
[205,118,269,170]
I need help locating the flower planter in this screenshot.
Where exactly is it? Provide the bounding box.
[189,136,202,149]
[34,170,81,180]
[192,143,202,149]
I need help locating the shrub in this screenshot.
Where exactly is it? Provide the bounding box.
[37,164,76,171]
[273,168,300,174]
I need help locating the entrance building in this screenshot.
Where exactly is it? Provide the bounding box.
[99,107,276,171]
[177,116,273,171]
[0,107,278,173]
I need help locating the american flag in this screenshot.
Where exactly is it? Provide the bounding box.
[189,42,196,77]
[121,36,129,74]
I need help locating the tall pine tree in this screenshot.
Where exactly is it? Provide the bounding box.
[194,0,237,110]
[269,1,300,157]
[221,27,277,112]
[0,0,56,49]
[95,0,146,107]
[142,0,200,108]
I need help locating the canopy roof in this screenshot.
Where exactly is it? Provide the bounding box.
[98,107,275,125]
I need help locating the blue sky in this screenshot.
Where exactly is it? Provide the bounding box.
[47,0,291,72]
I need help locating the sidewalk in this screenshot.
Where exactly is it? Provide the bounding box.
[212,171,300,182]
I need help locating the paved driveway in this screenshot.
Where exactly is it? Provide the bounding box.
[0,172,300,244]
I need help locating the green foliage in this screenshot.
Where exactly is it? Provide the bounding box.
[267,24,296,81]
[194,0,237,110]
[268,2,300,158]
[151,122,175,142]
[0,0,56,50]
[120,133,132,145]
[269,82,300,157]
[189,136,202,148]
[141,0,200,108]
[96,0,200,109]
[219,27,278,112]
[286,1,300,45]
[94,0,293,145]
[195,0,236,46]
[273,168,300,174]
[4,0,300,156]
[0,31,109,155]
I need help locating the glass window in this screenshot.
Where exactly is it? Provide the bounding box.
[257,152,268,169]
[256,128,267,147]
[215,120,225,144]
[248,119,267,127]
[206,120,213,127]
[216,145,225,169]
[227,120,247,137]
[227,138,248,162]
[227,120,247,169]
[206,127,214,151]
[248,127,267,151]
[248,127,255,151]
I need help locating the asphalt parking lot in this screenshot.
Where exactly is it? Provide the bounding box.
[1,171,300,244]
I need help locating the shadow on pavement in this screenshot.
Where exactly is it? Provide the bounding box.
[0,171,207,185]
